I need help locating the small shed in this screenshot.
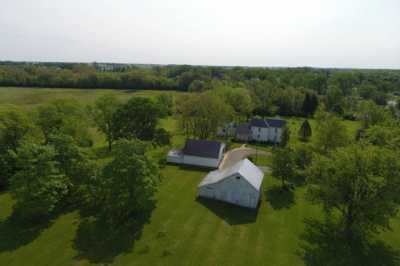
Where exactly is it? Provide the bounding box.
[198,159,264,209]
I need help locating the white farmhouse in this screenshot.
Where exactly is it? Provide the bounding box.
[235,118,287,143]
[198,159,264,209]
[167,139,225,168]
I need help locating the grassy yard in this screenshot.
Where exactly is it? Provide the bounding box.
[1,166,399,266]
[0,169,319,266]
[0,87,399,266]
[0,87,183,108]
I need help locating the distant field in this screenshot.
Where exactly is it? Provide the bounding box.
[0,87,399,266]
[0,87,183,108]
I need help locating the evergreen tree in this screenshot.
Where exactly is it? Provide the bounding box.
[298,120,312,142]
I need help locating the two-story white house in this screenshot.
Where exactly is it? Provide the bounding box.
[235,118,287,143]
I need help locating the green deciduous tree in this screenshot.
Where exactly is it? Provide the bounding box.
[98,139,159,225]
[48,134,95,188]
[176,93,233,139]
[91,94,121,150]
[36,99,92,146]
[112,97,162,141]
[325,86,345,115]
[307,145,400,241]
[10,143,70,219]
[357,100,390,129]
[271,147,296,189]
[213,87,254,120]
[362,125,400,150]
[314,106,348,154]
[0,105,37,189]
[155,93,174,117]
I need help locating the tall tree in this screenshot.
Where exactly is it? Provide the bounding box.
[98,139,159,225]
[325,86,345,115]
[10,143,70,219]
[112,97,162,141]
[357,100,390,129]
[92,94,121,150]
[0,105,35,150]
[213,87,253,120]
[298,120,312,142]
[314,106,348,154]
[307,145,400,241]
[155,93,174,117]
[36,99,92,146]
[176,93,232,139]
[271,147,296,189]
[0,105,36,189]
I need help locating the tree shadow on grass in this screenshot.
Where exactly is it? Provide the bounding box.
[0,212,52,252]
[196,197,258,225]
[265,185,295,210]
[298,218,400,266]
[73,209,153,264]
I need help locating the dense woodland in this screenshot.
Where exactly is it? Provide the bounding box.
[1,62,400,264]
[1,62,400,118]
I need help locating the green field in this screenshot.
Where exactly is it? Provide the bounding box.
[0,87,183,108]
[0,87,399,266]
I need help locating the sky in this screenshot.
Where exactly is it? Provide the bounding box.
[0,0,399,69]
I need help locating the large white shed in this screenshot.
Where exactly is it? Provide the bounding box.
[167,139,225,168]
[198,159,264,209]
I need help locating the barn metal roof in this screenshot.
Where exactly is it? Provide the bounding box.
[198,159,264,191]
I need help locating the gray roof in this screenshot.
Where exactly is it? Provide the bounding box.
[250,118,269,128]
[265,118,287,128]
[198,159,264,191]
[183,139,224,159]
[250,118,287,128]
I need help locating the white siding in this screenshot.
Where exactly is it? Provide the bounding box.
[249,126,283,143]
[167,155,183,164]
[198,174,261,209]
[183,155,220,168]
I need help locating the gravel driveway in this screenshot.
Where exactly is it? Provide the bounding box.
[219,145,269,170]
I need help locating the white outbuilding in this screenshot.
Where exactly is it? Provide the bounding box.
[198,159,264,209]
[167,139,225,168]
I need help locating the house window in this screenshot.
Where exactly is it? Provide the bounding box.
[258,128,261,132]
[236,176,240,180]
[206,186,213,190]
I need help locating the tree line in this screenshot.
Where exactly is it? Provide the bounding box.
[1,63,399,94]
[0,94,172,228]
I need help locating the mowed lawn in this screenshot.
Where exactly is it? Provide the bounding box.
[0,87,400,266]
[1,166,399,266]
[0,167,321,266]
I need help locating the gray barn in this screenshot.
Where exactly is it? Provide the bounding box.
[198,159,264,209]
